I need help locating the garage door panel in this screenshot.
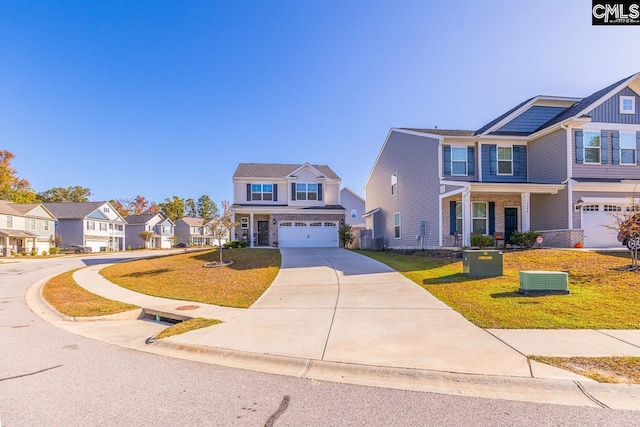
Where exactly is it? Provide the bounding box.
[278,221,338,247]
[582,205,622,248]
[85,241,107,252]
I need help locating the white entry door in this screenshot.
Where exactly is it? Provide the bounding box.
[278,221,339,247]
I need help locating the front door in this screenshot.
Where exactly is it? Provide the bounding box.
[504,208,518,243]
[257,221,269,246]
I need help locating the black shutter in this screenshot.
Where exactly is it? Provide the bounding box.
[291,183,296,200]
[443,145,451,175]
[575,130,584,164]
[467,146,474,176]
[612,131,620,165]
[246,183,251,202]
[601,131,609,164]
[513,146,521,175]
[318,183,323,201]
[273,184,278,202]
[489,202,495,235]
[489,145,497,175]
[636,132,640,165]
[449,201,457,235]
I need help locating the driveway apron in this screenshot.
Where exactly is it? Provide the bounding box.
[179,248,531,377]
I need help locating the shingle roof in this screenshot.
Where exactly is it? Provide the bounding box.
[177,217,207,226]
[233,163,340,180]
[44,202,110,219]
[125,213,159,224]
[402,128,475,137]
[474,97,534,135]
[0,201,24,216]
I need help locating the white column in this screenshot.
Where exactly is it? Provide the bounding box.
[462,188,472,246]
[521,192,531,231]
[249,212,254,248]
[231,213,236,241]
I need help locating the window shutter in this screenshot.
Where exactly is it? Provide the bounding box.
[443,145,451,175]
[636,132,640,165]
[467,146,475,176]
[612,131,620,165]
[449,201,456,235]
[489,145,497,175]
[246,183,251,202]
[273,184,278,202]
[318,183,323,201]
[600,131,609,164]
[575,130,584,164]
[488,202,495,235]
[291,183,296,200]
[513,146,521,175]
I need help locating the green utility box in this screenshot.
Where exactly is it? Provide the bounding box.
[519,271,569,295]
[462,250,503,278]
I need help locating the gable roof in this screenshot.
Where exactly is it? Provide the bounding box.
[44,201,126,222]
[0,201,24,216]
[177,217,207,227]
[125,213,160,225]
[402,128,475,137]
[474,97,535,135]
[233,163,340,180]
[341,187,365,203]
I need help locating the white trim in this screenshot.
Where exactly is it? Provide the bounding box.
[620,95,636,114]
[285,162,327,179]
[580,197,630,204]
[571,73,640,122]
[582,130,602,164]
[496,145,514,176]
[469,182,565,194]
[578,122,640,132]
[450,146,468,176]
[394,212,401,239]
[572,180,640,192]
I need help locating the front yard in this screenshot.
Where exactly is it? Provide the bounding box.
[358,249,640,329]
[100,248,281,308]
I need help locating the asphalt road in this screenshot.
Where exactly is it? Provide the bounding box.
[1,252,639,426]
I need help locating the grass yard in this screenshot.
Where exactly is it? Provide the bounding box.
[358,249,640,329]
[155,317,222,340]
[101,248,281,308]
[531,356,640,384]
[43,269,138,317]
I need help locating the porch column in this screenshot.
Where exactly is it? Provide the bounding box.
[249,212,254,248]
[462,188,472,246]
[521,192,531,231]
[231,213,236,241]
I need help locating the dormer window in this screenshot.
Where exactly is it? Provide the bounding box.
[620,96,635,114]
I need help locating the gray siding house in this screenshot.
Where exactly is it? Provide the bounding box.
[175,217,216,246]
[45,202,127,251]
[366,72,640,249]
[125,213,175,249]
[340,188,365,227]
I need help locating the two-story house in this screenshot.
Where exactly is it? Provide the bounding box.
[365,73,640,249]
[341,188,366,227]
[174,217,217,246]
[45,202,127,251]
[0,201,57,255]
[231,163,346,247]
[125,213,175,249]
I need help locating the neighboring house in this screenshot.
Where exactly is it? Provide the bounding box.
[230,163,346,247]
[125,213,175,249]
[174,217,219,246]
[365,73,640,249]
[0,201,57,255]
[341,187,365,227]
[45,202,127,251]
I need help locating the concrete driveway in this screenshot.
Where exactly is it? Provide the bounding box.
[171,248,531,377]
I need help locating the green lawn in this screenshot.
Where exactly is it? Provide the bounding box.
[358,249,640,329]
[101,248,281,308]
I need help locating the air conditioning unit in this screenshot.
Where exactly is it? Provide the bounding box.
[519,271,569,295]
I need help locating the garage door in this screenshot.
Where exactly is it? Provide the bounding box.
[582,204,622,248]
[278,221,339,247]
[85,240,108,252]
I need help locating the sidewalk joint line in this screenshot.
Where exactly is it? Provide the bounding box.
[573,381,609,409]
[595,330,640,350]
[482,329,533,377]
[317,250,341,361]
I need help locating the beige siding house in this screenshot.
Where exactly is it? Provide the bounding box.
[0,201,57,255]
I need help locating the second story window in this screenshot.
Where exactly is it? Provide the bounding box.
[620,96,636,114]
[391,173,398,195]
[296,183,318,200]
[30,219,36,230]
[621,133,636,165]
[252,184,273,201]
[87,221,95,230]
[100,223,107,231]
[6,216,12,228]
[451,147,467,175]
[497,147,513,175]
[584,132,601,164]
[44,220,49,231]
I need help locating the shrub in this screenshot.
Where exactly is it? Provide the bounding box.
[41,250,48,256]
[238,240,248,248]
[509,230,542,249]
[127,245,132,251]
[470,234,494,249]
[49,247,60,255]
[30,249,37,256]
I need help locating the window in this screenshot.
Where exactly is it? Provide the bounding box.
[251,184,273,201]
[620,96,636,114]
[351,209,357,219]
[310,222,322,227]
[6,216,12,228]
[279,222,292,227]
[103,207,110,213]
[455,202,463,233]
[391,173,398,195]
[604,205,621,212]
[451,147,467,175]
[295,222,306,226]
[583,205,599,212]
[240,217,249,229]
[394,213,401,239]
[30,219,36,230]
[584,132,601,163]
[44,220,49,231]
[620,132,636,165]
[87,221,95,230]
[117,225,123,231]
[497,147,513,175]
[98,223,107,231]
[296,183,318,201]
[472,202,487,235]
[324,222,337,227]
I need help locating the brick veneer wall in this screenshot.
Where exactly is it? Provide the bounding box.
[538,229,583,248]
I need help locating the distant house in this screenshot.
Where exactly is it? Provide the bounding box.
[125,213,175,249]
[174,217,220,246]
[0,201,57,255]
[230,163,346,247]
[340,188,365,227]
[45,202,127,251]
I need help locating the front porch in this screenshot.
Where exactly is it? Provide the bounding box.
[0,230,40,256]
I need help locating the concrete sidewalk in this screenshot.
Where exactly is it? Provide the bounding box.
[30,247,640,409]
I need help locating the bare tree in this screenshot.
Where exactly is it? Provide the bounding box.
[606,185,640,270]
[206,200,239,264]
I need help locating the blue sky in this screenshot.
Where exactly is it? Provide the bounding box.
[2,1,640,205]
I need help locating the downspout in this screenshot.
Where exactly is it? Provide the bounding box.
[560,121,573,230]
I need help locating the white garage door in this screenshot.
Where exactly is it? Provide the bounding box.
[85,240,108,252]
[278,221,339,247]
[582,204,622,248]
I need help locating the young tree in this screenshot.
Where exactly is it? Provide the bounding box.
[138,231,155,249]
[158,196,185,223]
[197,195,218,218]
[206,200,239,264]
[339,224,354,248]
[37,186,92,202]
[0,150,37,202]
[185,198,197,217]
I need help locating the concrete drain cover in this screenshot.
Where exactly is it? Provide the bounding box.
[176,305,199,311]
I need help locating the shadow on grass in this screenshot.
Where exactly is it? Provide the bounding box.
[191,248,281,271]
[356,249,462,273]
[422,273,473,285]
[122,268,174,277]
